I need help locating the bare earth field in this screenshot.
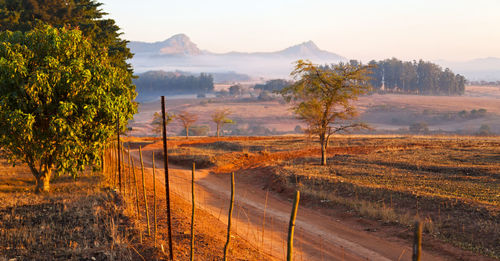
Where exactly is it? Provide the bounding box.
[132,134,499,260]
[129,85,500,136]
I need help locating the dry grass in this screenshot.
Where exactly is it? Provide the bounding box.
[0,160,137,260]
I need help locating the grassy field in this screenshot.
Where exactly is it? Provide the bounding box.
[156,135,500,258]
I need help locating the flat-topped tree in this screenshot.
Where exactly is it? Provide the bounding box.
[177,111,198,138]
[0,25,137,192]
[279,60,371,166]
[151,111,175,136]
[211,109,234,138]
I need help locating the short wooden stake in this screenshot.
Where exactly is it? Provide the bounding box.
[412,220,422,261]
[223,172,235,261]
[287,190,300,261]
[190,162,195,261]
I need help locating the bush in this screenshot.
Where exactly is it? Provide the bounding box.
[179,125,210,136]
[477,124,491,136]
[409,122,429,134]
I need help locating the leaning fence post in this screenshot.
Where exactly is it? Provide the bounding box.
[153,152,157,247]
[412,220,422,261]
[129,144,141,219]
[287,190,300,261]
[223,172,235,261]
[190,162,196,261]
[139,146,151,236]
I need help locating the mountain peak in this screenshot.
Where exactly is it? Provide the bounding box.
[277,40,343,60]
[300,40,319,50]
[159,34,201,55]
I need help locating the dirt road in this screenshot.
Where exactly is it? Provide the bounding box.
[131,148,443,261]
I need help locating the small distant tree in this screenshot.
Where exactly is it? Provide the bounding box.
[211,109,234,138]
[280,60,371,165]
[477,124,491,136]
[409,122,429,134]
[177,111,198,138]
[229,85,242,96]
[151,112,175,136]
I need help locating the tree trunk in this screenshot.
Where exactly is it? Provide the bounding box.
[321,141,327,166]
[186,127,189,138]
[35,170,51,193]
[217,124,220,138]
[320,133,327,166]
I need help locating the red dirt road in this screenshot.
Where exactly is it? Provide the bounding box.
[131,148,444,261]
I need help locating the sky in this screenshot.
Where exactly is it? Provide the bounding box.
[99,0,500,62]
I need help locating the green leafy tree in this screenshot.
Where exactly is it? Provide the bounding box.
[0,0,132,71]
[280,60,371,165]
[151,111,175,136]
[0,25,137,192]
[211,109,234,138]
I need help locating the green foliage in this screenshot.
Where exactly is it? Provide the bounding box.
[0,0,132,72]
[151,111,175,136]
[0,25,137,189]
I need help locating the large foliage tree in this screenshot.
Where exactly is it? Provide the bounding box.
[0,0,132,72]
[0,25,137,192]
[280,60,371,165]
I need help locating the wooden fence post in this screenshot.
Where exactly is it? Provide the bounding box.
[161,96,174,260]
[129,144,141,219]
[153,152,157,247]
[190,162,195,261]
[139,146,151,236]
[117,115,122,193]
[287,190,300,261]
[413,220,422,261]
[223,172,235,261]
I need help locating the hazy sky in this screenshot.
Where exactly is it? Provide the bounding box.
[99,0,500,61]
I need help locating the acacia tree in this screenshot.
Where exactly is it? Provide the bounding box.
[177,111,198,138]
[151,111,174,136]
[211,109,234,138]
[280,60,371,165]
[0,25,137,192]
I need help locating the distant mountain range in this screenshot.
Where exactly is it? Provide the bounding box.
[129,34,345,79]
[129,34,500,81]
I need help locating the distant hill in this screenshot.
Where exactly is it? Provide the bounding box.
[129,34,345,78]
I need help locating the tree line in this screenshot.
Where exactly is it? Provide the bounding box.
[363,58,466,95]
[134,71,214,95]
